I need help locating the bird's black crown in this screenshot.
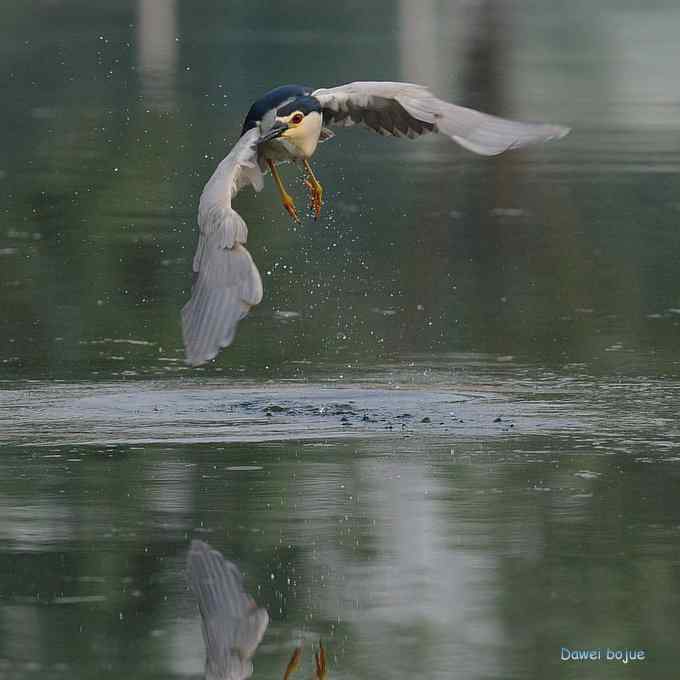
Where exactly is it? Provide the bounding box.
[242,84,318,133]
[276,95,321,118]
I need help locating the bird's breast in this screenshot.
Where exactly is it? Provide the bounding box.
[271,111,323,160]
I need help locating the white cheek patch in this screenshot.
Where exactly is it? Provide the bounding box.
[290,111,322,158]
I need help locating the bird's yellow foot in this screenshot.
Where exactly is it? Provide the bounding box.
[282,192,300,224]
[304,178,324,220]
[314,641,327,680]
[268,158,300,224]
[283,646,303,680]
[302,159,323,220]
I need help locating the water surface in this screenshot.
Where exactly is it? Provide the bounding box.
[2,1,680,679]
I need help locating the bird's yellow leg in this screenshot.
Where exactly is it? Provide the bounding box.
[314,641,327,680]
[283,646,303,680]
[268,159,300,224]
[303,159,323,220]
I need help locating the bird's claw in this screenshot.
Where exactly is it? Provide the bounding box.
[282,193,300,224]
[282,642,326,680]
[304,178,323,220]
[314,641,327,680]
[283,646,303,680]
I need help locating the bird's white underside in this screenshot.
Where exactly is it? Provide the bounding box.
[262,110,323,161]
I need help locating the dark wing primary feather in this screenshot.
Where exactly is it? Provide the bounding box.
[187,540,269,680]
[312,81,569,155]
[181,128,264,366]
[313,81,435,139]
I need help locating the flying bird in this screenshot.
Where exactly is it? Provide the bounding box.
[181,81,570,366]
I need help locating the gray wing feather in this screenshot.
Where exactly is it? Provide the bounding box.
[187,540,269,680]
[312,81,569,155]
[182,128,264,366]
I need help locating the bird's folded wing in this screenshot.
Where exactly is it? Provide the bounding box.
[312,81,569,155]
[182,128,264,366]
[187,541,269,680]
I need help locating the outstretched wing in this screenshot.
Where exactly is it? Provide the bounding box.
[182,128,265,366]
[312,81,569,155]
[187,540,269,680]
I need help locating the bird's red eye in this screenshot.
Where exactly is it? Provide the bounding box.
[291,113,304,125]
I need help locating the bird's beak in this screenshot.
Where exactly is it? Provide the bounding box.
[258,121,288,145]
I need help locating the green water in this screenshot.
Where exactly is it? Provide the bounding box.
[2,1,680,678]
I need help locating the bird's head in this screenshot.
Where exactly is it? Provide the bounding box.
[258,95,323,156]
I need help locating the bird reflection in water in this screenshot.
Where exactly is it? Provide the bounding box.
[187,540,327,679]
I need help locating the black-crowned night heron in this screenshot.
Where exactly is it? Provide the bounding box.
[187,540,326,680]
[181,81,569,366]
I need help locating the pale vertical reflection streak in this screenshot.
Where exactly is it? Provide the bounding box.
[605,8,680,128]
[136,0,178,110]
[317,458,503,680]
[0,503,75,549]
[397,0,477,166]
[165,618,205,678]
[398,0,442,92]
[144,460,193,524]
[0,607,44,671]
[397,0,472,99]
